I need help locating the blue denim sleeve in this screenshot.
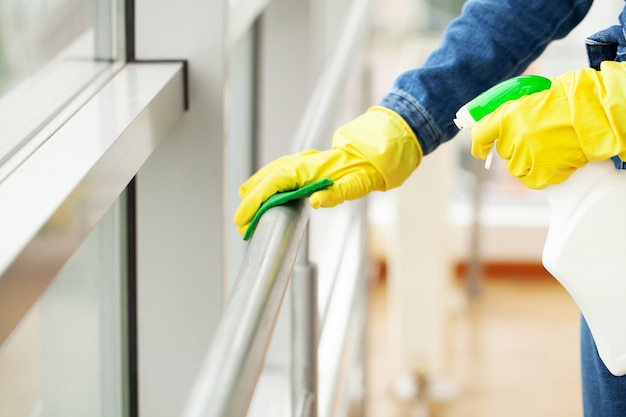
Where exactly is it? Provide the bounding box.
[380,0,594,155]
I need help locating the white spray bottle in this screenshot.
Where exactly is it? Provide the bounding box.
[455,76,626,376]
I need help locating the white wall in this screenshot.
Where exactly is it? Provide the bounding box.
[134,1,226,416]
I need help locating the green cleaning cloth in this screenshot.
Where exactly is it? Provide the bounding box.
[243,178,334,241]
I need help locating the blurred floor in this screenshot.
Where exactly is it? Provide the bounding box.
[365,273,582,417]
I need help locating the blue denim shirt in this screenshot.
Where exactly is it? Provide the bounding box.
[380,0,596,156]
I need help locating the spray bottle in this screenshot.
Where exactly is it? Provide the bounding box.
[455,75,626,376]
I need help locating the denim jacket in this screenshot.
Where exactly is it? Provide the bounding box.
[380,0,597,156]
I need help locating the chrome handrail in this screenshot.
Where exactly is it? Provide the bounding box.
[182,201,311,417]
[182,0,372,415]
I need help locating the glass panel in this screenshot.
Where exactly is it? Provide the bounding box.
[0,194,129,417]
[0,0,125,177]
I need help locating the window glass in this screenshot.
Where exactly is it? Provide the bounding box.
[0,194,129,417]
[0,0,125,178]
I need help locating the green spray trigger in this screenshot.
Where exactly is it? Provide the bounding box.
[454,74,552,169]
[454,75,552,129]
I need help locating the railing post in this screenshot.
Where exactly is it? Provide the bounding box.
[291,229,318,417]
[467,153,485,297]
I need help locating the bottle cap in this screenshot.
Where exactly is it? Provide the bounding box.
[453,105,475,129]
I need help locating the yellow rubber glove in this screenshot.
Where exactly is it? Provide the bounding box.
[471,61,626,189]
[234,106,422,235]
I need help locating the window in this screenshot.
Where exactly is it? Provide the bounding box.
[0,2,129,415]
[0,0,125,179]
[0,196,130,417]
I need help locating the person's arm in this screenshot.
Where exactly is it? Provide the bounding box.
[381,0,593,155]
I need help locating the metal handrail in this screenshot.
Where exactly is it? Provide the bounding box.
[182,0,372,415]
[182,201,311,417]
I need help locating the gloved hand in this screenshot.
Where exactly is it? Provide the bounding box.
[234,106,422,235]
[471,61,626,189]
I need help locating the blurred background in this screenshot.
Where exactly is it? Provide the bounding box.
[0,0,622,416]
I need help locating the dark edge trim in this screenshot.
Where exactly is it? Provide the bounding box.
[125,0,135,62]
[126,178,139,417]
[124,2,138,416]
